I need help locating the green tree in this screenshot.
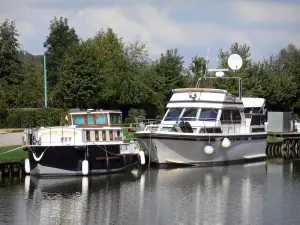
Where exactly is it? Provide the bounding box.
[258,49,298,111]
[55,28,130,108]
[55,28,165,118]
[19,50,43,65]
[55,41,100,108]
[16,61,44,108]
[218,43,251,69]
[124,108,146,124]
[214,43,252,96]
[154,48,185,100]
[277,44,300,110]
[44,16,79,88]
[188,56,210,88]
[0,19,21,85]
[0,19,22,108]
[0,81,7,127]
[189,56,207,77]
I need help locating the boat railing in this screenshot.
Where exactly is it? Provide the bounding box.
[22,126,125,146]
[139,119,266,134]
[126,116,162,131]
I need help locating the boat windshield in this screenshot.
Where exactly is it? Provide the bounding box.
[198,108,218,121]
[181,108,198,121]
[164,108,183,121]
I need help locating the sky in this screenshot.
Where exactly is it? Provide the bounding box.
[1,0,300,67]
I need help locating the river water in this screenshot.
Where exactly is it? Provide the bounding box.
[1,161,300,225]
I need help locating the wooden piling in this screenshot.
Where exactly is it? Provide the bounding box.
[267,133,300,159]
[0,161,24,177]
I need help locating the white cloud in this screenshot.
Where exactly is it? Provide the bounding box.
[72,6,164,56]
[69,4,255,55]
[249,29,300,45]
[232,1,300,23]
[0,0,299,62]
[135,4,188,45]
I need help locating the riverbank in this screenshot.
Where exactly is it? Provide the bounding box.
[0,145,26,162]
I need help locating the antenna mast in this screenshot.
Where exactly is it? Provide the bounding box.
[196,53,244,99]
[205,45,210,77]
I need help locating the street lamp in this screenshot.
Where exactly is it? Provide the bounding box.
[44,55,47,108]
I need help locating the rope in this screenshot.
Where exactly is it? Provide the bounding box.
[96,145,125,156]
[28,146,50,162]
[0,146,23,155]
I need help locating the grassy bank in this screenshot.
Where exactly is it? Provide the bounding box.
[267,136,283,142]
[123,127,135,140]
[0,145,26,162]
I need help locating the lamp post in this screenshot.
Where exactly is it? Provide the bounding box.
[44,55,48,108]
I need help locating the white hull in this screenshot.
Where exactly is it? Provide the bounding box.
[137,132,267,165]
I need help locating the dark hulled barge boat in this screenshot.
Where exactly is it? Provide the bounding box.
[22,108,145,176]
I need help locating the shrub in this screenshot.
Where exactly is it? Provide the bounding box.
[0,108,7,128]
[5,108,65,128]
[124,108,146,124]
[35,108,63,127]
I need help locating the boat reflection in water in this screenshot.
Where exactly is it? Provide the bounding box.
[24,171,143,225]
[23,162,300,225]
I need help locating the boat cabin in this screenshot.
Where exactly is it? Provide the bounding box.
[242,97,266,126]
[23,109,125,146]
[145,88,266,134]
[68,108,122,127]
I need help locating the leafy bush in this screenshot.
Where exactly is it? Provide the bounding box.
[0,108,7,128]
[20,109,36,127]
[6,109,22,128]
[4,108,64,128]
[35,108,63,127]
[124,108,146,124]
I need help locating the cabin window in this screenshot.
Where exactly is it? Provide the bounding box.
[86,131,90,141]
[87,114,94,125]
[251,115,265,126]
[95,131,99,141]
[221,109,241,124]
[109,130,113,140]
[102,130,106,140]
[116,114,121,123]
[199,108,218,121]
[252,107,261,113]
[232,110,241,122]
[110,114,122,124]
[96,114,107,125]
[181,108,198,121]
[164,108,183,121]
[244,108,251,114]
[74,115,85,125]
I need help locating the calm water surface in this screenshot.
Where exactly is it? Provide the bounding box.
[1,161,300,225]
